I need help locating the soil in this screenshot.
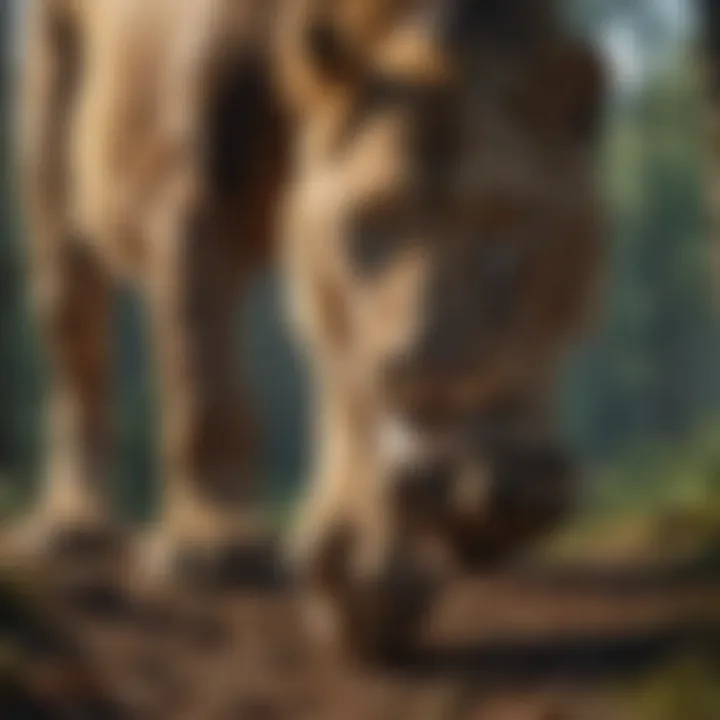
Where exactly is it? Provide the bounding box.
[1,546,720,719]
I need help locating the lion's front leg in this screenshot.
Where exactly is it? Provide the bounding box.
[289,387,437,662]
[5,0,121,563]
[7,240,120,563]
[143,194,276,588]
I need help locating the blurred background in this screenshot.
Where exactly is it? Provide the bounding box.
[1,0,715,545]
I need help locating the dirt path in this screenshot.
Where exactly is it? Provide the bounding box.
[2,554,720,720]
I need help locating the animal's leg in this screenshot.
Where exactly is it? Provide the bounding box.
[144,195,275,587]
[35,243,115,531]
[289,386,437,662]
[8,1,118,558]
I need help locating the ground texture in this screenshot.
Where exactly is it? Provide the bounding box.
[1,543,720,720]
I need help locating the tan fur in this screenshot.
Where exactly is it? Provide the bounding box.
[20,0,288,552]
[18,0,603,654]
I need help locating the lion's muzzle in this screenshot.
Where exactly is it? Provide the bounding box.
[382,416,576,568]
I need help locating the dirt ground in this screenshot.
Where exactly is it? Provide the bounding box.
[1,544,720,720]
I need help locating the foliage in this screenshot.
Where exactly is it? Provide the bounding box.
[562,14,716,466]
[538,418,720,565]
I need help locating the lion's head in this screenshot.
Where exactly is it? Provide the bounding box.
[279,0,605,563]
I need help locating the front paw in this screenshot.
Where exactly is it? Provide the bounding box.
[288,515,436,664]
[1,508,122,567]
[137,514,281,591]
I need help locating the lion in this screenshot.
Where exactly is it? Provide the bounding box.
[15,0,604,658]
[277,0,605,654]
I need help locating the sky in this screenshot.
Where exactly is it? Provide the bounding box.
[597,0,695,92]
